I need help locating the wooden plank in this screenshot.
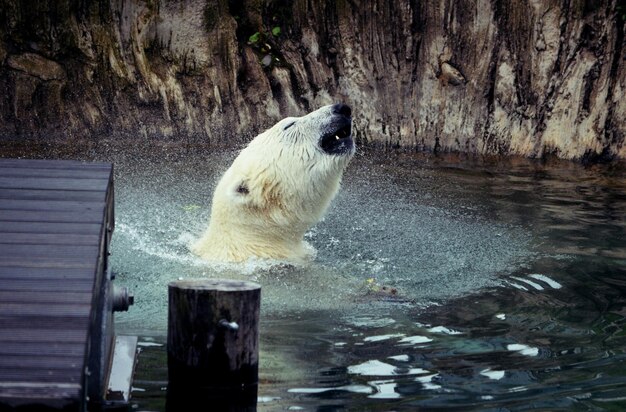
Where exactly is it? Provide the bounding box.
[0,319,93,342]
[0,266,95,280]
[0,221,102,235]
[0,177,110,192]
[0,261,98,271]
[0,245,100,256]
[0,303,91,318]
[0,382,82,404]
[0,198,106,212]
[0,167,111,180]
[0,342,85,357]
[0,324,89,340]
[0,209,104,223]
[0,245,100,268]
[0,260,96,270]
[0,244,99,255]
[0,188,106,202]
[0,368,82,383]
[0,356,84,371]
[0,279,94,292]
[0,258,95,269]
[0,158,115,409]
[0,328,87,346]
[0,158,111,170]
[0,291,93,305]
[0,232,100,246]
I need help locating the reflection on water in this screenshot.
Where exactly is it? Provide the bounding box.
[4,142,625,410]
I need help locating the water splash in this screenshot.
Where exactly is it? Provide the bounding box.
[110,152,537,334]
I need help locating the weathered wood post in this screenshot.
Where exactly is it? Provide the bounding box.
[167,279,261,411]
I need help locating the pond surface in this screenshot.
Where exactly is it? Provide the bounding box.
[103,146,625,411]
[5,142,625,411]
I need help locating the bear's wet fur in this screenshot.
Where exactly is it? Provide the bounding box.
[191,104,355,263]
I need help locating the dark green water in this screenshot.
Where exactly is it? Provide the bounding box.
[100,147,625,411]
[7,143,624,411]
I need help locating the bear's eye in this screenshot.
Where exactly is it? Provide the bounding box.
[283,121,296,130]
[236,183,249,195]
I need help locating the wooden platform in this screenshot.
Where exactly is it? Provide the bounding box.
[0,158,115,410]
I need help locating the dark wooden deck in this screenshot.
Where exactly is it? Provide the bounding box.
[0,158,115,410]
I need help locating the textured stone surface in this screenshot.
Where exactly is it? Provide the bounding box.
[0,0,623,160]
[7,52,66,80]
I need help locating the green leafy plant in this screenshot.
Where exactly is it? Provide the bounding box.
[248,32,260,43]
[246,25,285,69]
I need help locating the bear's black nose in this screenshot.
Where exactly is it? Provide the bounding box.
[332,103,352,118]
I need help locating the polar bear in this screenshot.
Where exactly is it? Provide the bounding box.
[191,103,355,263]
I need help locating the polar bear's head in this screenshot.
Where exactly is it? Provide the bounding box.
[192,104,355,263]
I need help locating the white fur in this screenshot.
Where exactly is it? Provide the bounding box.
[191,105,355,263]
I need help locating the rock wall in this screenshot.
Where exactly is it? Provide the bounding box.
[0,0,624,160]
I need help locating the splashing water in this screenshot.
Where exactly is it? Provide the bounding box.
[110,151,535,334]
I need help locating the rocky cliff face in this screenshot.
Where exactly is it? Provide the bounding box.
[0,0,624,160]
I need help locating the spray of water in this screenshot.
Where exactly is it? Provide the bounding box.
[110,152,535,334]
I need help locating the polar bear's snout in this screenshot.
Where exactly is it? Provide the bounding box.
[320,103,354,155]
[332,103,352,117]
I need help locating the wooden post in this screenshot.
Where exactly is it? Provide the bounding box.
[167,279,261,409]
